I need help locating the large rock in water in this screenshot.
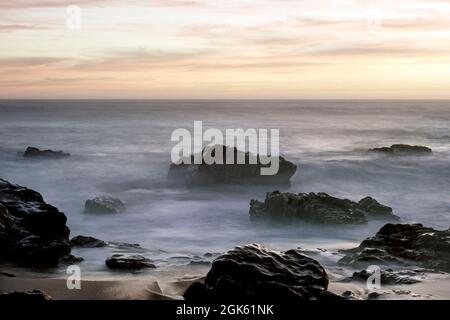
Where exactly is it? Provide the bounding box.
[168,145,297,186]
[84,196,125,214]
[184,243,340,302]
[339,223,450,272]
[0,179,71,266]
[23,146,70,159]
[249,191,399,224]
[368,144,432,155]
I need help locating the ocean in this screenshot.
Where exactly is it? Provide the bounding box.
[1,100,449,274]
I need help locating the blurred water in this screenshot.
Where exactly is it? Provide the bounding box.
[1,100,449,273]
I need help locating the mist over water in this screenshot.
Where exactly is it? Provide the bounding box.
[1,100,449,273]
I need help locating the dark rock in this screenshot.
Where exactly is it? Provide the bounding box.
[339,223,450,272]
[23,146,70,159]
[168,145,297,187]
[369,144,432,155]
[249,191,399,224]
[108,241,143,250]
[367,292,380,299]
[0,271,16,277]
[71,235,107,248]
[183,243,341,302]
[349,269,421,285]
[84,196,125,214]
[0,179,71,267]
[0,289,52,301]
[60,254,84,264]
[105,254,156,270]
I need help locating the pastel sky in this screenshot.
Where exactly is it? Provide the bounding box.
[1,0,450,99]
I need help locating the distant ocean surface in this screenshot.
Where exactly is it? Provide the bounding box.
[1,100,449,273]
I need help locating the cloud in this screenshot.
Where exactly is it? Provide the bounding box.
[0,24,50,32]
[0,57,67,67]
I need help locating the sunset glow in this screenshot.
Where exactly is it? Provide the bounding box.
[1,0,450,99]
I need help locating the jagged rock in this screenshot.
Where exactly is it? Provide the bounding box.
[0,179,71,266]
[23,146,70,159]
[84,196,125,214]
[369,144,432,155]
[348,269,421,285]
[0,289,52,301]
[249,191,399,224]
[168,145,297,187]
[71,235,107,248]
[183,243,341,302]
[339,223,450,272]
[105,254,156,270]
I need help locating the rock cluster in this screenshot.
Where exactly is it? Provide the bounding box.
[249,191,399,224]
[339,223,450,272]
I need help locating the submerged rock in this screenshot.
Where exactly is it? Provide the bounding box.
[369,144,432,155]
[168,145,297,187]
[339,223,450,272]
[23,146,70,159]
[84,196,125,214]
[105,254,156,270]
[183,243,341,302]
[249,191,399,224]
[0,179,71,267]
[71,235,107,248]
[0,289,52,301]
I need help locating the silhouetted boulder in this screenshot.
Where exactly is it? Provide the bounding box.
[339,223,450,272]
[71,235,107,248]
[23,146,70,159]
[105,254,156,270]
[249,191,399,224]
[0,179,71,267]
[369,144,432,155]
[84,196,125,214]
[169,145,297,187]
[184,243,341,302]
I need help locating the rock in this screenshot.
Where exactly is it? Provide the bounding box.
[107,241,143,250]
[105,254,156,270]
[60,254,84,264]
[0,179,71,267]
[369,144,432,155]
[168,145,297,187]
[84,196,125,214]
[249,191,399,224]
[349,269,421,285]
[367,292,380,299]
[23,146,70,159]
[71,235,107,248]
[0,290,52,301]
[339,223,450,272]
[0,271,16,277]
[183,243,341,302]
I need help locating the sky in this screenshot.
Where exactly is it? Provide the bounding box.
[1,0,450,99]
